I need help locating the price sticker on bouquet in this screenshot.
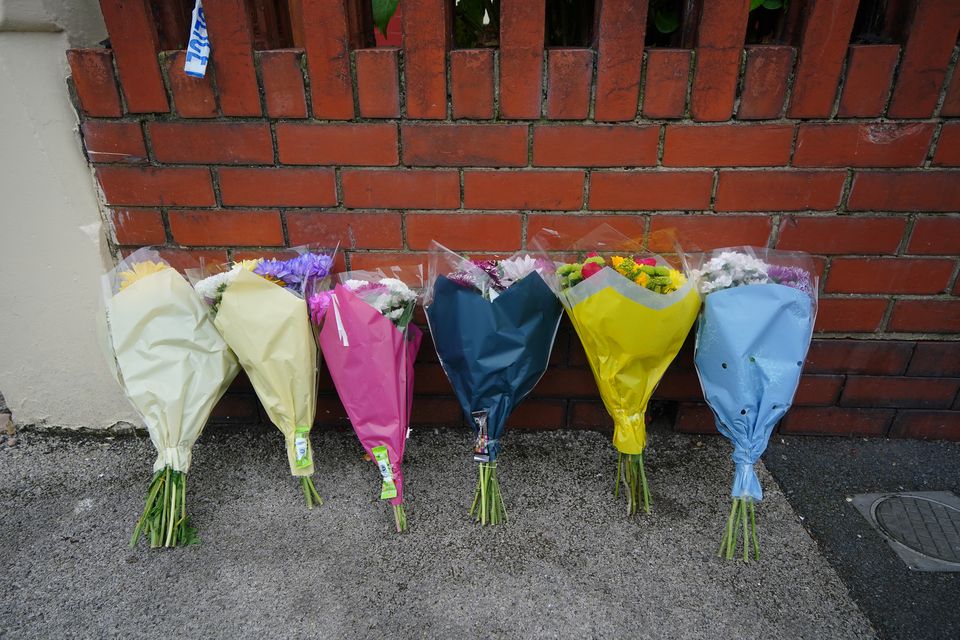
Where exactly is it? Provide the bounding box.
[471,410,491,463]
[372,446,398,500]
[294,425,311,468]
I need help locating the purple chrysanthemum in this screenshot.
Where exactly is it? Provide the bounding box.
[767,264,814,295]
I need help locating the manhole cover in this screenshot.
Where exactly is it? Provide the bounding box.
[852,491,960,572]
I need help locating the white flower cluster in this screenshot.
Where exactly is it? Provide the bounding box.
[692,251,771,295]
[193,261,257,301]
[345,277,417,320]
[499,255,544,289]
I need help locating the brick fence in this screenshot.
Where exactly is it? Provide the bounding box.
[68,0,960,440]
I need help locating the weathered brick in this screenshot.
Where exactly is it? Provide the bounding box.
[499,0,545,118]
[594,0,647,121]
[165,51,217,118]
[906,217,960,255]
[837,45,899,118]
[888,300,960,333]
[715,171,845,211]
[814,298,889,333]
[465,171,584,210]
[545,49,593,120]
[532,125,658,167]
[290,0,354,119]
[149,122,273,164]
[737,46,794,120]
[888,0,960,118]
[402,124,527,167]
[286,211,403,249]
[777,216,907,254]
[788,0,859,118]
[648,216,771,251]
[890,410,960,441]
[169,210,283,246]
[97,166,214,206]
[98,0,169,113]
[81,121,147,163]
[355,48,401,118]
[527,214,646,246]
[450,49,495,120]
[402,0,449,119]
[277,123,398,166]
[932,123,960,166]
[589,171,713,210]
[67,49,122,117]
[406,213,522,251]
[218,167,336,207]
[663,124,793,167]
[341,169,460,209]
[259,49,307,119]
[908,342,960,377]
[110,208,166,245]
[691,0,750,121]
[203,0,261,116]
[826,258,954,294]
[642,49,691,119]
[805,340,913,375]
[841,376,960,409]
[793,123,934,167]
[780,407,894,436]
[847,171,960,211]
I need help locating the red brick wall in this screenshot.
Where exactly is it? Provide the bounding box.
[69,0,960,440]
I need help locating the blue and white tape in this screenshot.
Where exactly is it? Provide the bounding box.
[184,0,210,78]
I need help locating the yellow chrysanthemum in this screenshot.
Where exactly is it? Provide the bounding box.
[235,259,262,271]
[611,256,625,270]
[634,272,649,287]
[118,261,170,290]
[668,269,686,292]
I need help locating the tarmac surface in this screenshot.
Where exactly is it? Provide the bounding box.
[765,435,960,640]
[1,423,874,639]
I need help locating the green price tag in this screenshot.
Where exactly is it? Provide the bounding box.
[372,446,397,500]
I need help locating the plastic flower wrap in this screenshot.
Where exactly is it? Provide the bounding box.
[102,248,239,548]
[189,248,337,508]
[425,244,562,525]
[692,247,817,561]
[535,225,701,516]
[310,267,422,532]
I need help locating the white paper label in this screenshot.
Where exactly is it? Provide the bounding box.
[295,436,308,461]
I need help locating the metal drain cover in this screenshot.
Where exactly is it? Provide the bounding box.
[852,491,960,571]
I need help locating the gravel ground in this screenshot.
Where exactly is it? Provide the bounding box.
[765,435,960,640]
[1,424,873,639]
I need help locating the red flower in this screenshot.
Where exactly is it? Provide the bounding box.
[581,262,602,279]
[636,257,657,266]
[586,252,599,259]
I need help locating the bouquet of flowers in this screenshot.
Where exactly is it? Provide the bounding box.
[425,244,562,525]
[101,248,239,548]
[190,249,336,508]
[691,248,817,561]
[538,225,701,516]
[310,267,423,532]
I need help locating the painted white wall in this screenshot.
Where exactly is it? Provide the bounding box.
[0,2,137,429]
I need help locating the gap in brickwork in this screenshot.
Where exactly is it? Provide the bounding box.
[545,0,594,47]
[852,0,917,44]
[453,0,500,48]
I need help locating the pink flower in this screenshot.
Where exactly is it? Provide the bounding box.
[586,252,599,259]
[308,291,334,325]
[636,257,657,266]
[581,262,602,279]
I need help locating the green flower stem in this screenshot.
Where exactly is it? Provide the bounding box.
[469,462,506,525]
[300,476,323,509]
[718,498,760,562]
[393,503,407,532]
[617,452,652,516]
[130,467,199,549]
